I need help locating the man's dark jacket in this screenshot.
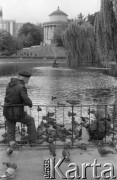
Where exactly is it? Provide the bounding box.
[3,78,32,121]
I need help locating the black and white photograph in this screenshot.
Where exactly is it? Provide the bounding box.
[1,0,117,179]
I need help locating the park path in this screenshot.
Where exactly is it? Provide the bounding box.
[0,145,117,180]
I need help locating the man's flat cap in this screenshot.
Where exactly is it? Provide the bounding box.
[19,71,31,77]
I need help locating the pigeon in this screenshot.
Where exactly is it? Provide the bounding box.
[98,144,114,156]
[51,96,56,101]
[6,141,20,155]
[48,139,56,157]
[62,145,70,162]
[77,143,87,150]
[37,106,42,112]
[3,162,17,169]
[108,140,115,148]
[57,102,65,107]
[0,168,16,178]
[47,111,54,117]
[65,139,72,148]
[111,139,117,152]
[66,100,79,105]
[68,111,76,117]
[0,162,17,178]
[9,141,17,149]
[6,147,14,155]
[114,144,117,152]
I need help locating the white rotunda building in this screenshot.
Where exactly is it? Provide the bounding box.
[43,7,68,44]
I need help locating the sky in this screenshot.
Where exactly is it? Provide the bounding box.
[0,0,101,24]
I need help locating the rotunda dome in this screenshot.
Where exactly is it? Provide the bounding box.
[49,7,68,22]
[49,7,68,16]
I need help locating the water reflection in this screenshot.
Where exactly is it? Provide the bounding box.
[0,59,116,106]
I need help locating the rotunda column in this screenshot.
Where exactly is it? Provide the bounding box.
[44,26,46,42]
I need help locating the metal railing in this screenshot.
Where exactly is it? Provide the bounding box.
[0,103,117,146]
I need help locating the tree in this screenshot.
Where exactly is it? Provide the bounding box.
[77,13,86,21]
[94,0,117,65]
[18,22,43,47]
[23,33,34,47]
[87,12,98,26]
[113,0,117,20]
[63,21,97,67]
[0,30,16,55]
[36,23,44,42]
[14,37,24,50]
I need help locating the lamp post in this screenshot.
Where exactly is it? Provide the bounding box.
[0,7,3,56]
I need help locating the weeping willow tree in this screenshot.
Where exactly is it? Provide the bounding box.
[113,0,117,20]
[94,0,117,65]
[62,21,97,68]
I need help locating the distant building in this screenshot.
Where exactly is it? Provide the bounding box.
[0,20,16,36]
[0,7,23,36]
[43,7,68,44]
[15,22,24,36]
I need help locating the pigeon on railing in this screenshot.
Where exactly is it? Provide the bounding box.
[37,106,42,112]
[68,111,76,117]
[47,111,54,117]
[57,102,65,107]
[51,96,56,101]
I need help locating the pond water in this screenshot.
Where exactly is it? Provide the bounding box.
[0,58,117,124]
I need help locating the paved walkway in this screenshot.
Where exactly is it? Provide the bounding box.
[0,145,117,180]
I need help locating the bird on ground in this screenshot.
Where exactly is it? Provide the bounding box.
[114,143,117,152]
[0,162,17,178]
[108,140,116,148]
[65,139,72,148]
[9,141,17,149]
[6,147,14,155]
[98,143,114,156]
[77,143,87,150]
[3,162,17,169]
[62,145,70,162]
[48,139,56,157]
[6,141,21,155]
[111,138,117,152]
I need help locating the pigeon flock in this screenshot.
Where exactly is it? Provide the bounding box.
[0,99,117,178]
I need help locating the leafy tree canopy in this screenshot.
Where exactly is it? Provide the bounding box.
[18,22,43,47]
[0,30,16,55]
[87,12,98,26]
